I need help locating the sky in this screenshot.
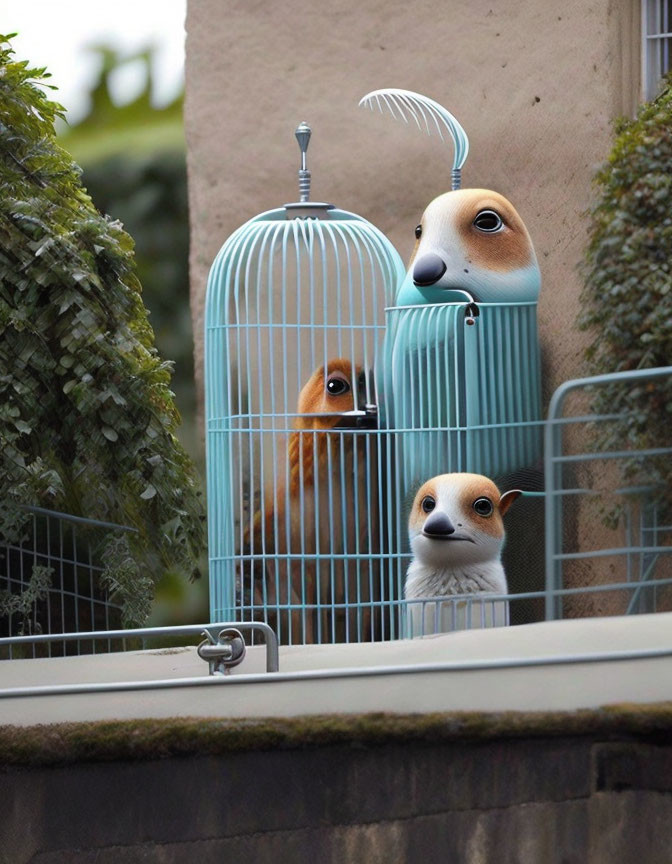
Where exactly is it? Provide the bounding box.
[1,0,187,124]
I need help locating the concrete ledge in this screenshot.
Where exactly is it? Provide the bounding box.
[3,614,672,725]
[1,703,672,768]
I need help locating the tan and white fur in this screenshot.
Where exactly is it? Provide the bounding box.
[405,473,520,635]
[407,189,540,303]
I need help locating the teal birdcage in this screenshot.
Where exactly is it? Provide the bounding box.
[383,300,541,485]
[360,90,544,626]
[204,124,405,644]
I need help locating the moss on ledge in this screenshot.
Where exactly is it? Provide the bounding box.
[1,703,671,769]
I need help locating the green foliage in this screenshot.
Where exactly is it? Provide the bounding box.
[0,500,30,546]
[59,45,184,164]
[65,45,205,625]
[578,74,672,507]
[0,36,205,621]
[101,534,153,628]
[0,563,52,634]
[58,44,199,464]
[79,152,197,460]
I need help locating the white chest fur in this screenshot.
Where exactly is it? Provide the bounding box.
[404,561,509,636]
[405,559,507,598]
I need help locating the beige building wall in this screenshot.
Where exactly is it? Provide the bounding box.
[185,0,640,408]
[184,0,646,611]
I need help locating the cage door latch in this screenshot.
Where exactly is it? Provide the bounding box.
[464,302,480,326]
[197,628,247,675]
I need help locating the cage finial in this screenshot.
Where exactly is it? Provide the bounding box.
[295,121,311,202]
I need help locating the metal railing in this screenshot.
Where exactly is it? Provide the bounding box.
[0,621,278,679]
[0,506,132,653]
[544,366,672,620]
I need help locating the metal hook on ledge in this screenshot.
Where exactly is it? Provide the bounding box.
[197,628,247,675]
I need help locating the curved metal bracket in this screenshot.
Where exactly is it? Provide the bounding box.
[198,628,246,676]
[197,621,279,674]
[464,302,480,326]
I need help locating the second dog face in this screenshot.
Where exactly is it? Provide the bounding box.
[408,473,519,569]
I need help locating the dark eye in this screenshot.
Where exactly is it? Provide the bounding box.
[473,210,503,233]
[326,376,350,396]
[473,497,494,517]
[421,495,435,513]
[415,224,422,239]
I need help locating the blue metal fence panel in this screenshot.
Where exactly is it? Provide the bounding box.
[544,366,672,620]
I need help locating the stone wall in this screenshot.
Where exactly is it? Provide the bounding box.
[1,712,671,863]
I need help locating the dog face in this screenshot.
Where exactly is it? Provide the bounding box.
[408,473,520,568]
[397,189,540,306]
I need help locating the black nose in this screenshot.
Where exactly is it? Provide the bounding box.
[413,253,447,287]
[423,513,456,537]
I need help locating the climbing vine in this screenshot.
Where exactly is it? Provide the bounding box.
[578,74,672,511]
[0,36,205,626]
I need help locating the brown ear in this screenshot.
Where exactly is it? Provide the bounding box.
[499,489,522,516]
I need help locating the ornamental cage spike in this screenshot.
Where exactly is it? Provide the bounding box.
[359,88,470,191]
[295,121,311,202]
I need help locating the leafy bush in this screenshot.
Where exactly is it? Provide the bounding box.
[0,36,205,621]
[579,74,672,508]
[57,45,197,460]
[80,151,197,459]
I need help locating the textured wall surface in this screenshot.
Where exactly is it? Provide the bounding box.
[185,0,640,407]
[184,0,643,606]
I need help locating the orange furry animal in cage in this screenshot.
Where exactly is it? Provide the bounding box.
[246,358,378,644]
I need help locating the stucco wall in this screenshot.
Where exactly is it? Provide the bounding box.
[184,0,645,609]
[185,0,640,408]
